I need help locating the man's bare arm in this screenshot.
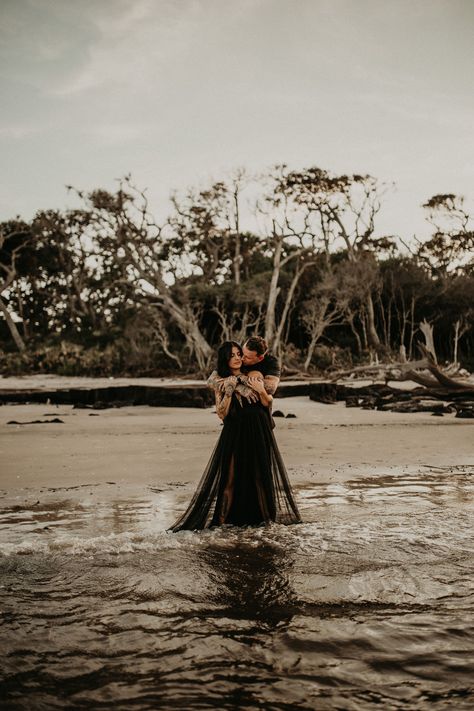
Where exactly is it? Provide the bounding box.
[248,375,274,408]
[264,375,280,396]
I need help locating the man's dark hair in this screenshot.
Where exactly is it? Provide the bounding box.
[217,341,242,377]
[243,336,268,356]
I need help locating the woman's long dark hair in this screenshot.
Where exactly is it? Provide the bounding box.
[217,341,242,377]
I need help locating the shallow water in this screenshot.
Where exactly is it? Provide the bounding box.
[1,467,474,710]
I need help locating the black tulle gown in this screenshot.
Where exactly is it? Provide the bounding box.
[169,395,302,532]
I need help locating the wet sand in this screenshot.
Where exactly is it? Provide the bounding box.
[1,396,472,500]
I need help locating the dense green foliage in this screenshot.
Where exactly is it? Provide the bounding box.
[1,169,473,376]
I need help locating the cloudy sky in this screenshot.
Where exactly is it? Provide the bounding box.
[1,0,473,240]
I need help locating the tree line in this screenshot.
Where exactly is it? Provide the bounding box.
[1,166,473,376]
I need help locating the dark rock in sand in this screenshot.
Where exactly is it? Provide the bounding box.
[455,407,474,419]
[272,410,285,417]
[7,418,64,425]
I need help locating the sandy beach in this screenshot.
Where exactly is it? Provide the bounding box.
[1,388,472,502]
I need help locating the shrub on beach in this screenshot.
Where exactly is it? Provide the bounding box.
[0,341,192,378]
[0,343,119,377]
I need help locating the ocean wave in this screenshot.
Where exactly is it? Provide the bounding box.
[0,521,313,557]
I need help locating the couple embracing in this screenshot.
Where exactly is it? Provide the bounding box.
[169,337,302,532]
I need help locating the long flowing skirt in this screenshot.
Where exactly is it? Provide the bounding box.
[169,400,302,531]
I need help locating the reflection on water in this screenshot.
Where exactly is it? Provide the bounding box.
[1,467,474,709]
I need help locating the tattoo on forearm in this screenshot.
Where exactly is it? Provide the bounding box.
[208,370,259,403]
[207,371,222,391]
[215,391,229,419]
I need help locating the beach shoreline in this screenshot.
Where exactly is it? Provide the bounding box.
[1,396,472,511]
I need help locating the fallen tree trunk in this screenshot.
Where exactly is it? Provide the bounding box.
[330,346,473,393]
[330,358,430,382]
[389,370,441,388]
[418,343,474,391]
[427,363,474,391]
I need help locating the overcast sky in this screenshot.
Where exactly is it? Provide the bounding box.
[1,0,473,240]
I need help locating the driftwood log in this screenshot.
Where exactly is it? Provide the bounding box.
[311,344,474,418]
[309,382,474,417]
[329,358,430,382]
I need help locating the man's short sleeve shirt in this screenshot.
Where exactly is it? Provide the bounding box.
[242,353,280,378]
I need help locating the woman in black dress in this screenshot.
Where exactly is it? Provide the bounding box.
[168,341,301,532]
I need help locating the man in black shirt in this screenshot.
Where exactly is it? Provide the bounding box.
[241,336,280,395]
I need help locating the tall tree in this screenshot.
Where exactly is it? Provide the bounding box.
[0,221,32,352]
[279,167,393,352]
[417,193,474,276]
[255,165,324,356]
[72,178,214,370]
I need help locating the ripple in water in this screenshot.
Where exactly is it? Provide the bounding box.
[1,467,474,709]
